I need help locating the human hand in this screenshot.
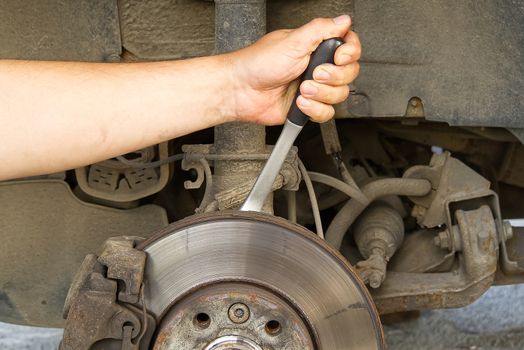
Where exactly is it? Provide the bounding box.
[229,15,361,125]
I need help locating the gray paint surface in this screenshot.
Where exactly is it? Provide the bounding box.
[1,284,523,349]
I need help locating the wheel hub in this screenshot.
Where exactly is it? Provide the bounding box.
[153,282,314,349]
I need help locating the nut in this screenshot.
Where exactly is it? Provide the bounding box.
[434,230,450,249]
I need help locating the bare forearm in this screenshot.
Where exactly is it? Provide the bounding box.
[0,17,361,181]
[0,56,235,180]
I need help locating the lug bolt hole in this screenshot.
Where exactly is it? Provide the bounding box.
[194,312,211,329]
[265,320,281,336]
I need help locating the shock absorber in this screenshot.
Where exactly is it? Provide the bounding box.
[212,0,270,211]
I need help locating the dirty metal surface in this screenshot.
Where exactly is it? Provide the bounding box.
[97,238,147,304]
[371,154,501,314]
[139,211,385,349]
[373,205,499,314]
[118,0,352,60]
[347,0,524,128]
[61,237,156,350]
[61,271,144,350]
[0,180,168,327]
[212,0,269,212]
[388,229,454,274]
[404,152,492,229]
[153,282,314,349]
[118,0,215,60]
[0,0,121,61]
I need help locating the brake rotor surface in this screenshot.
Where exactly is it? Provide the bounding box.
[138,212,385,349]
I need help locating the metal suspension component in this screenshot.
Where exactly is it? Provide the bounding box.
[212,0,269,211]
[354,204,405,288]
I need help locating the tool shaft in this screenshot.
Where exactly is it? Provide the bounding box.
[240,120,302,212]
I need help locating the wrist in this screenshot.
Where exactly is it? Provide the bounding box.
[209,53,242,124]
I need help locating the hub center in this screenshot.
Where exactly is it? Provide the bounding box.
[204,335,262,350]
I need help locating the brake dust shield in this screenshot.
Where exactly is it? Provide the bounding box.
[138,212,385,349]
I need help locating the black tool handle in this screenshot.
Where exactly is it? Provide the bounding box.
[287,37,345,126]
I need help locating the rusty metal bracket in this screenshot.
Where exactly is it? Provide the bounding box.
[367,153,507,314]
[373,205,499,314]
[404,152,492,228]
[181,144,302,211]
[61,270,142,349]
[98,237,147,304]
[61,237,155,350]
[181,144,211,190]
[404,152,522,279]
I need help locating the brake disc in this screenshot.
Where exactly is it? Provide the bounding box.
[138,211,385,349]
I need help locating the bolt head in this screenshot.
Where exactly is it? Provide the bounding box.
[228,303,250,324]
[503,221,514,241]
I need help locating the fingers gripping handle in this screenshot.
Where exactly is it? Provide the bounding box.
[240,38,345,213]
[287,37,345,126]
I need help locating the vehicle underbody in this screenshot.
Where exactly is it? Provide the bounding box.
[1,1,523,349]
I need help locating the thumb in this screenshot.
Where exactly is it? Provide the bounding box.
[291,16,352,52]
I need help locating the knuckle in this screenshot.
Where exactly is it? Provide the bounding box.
[329,106,336,118]
[340,85,350,101]
[308,35,321,49]
[352,31,361,44]
[311,17,327,27]
[323,106,335,121]
[354,62,361,75]
[347,32,362,58]
[356,38,362,52]
[354,43,362,60]
[333,68,345,83]
[323,90,334,103]
[344,63,359,82]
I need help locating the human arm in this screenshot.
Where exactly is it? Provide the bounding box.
[0,56,237,180]
[0,15,360,181]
